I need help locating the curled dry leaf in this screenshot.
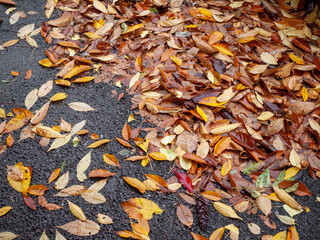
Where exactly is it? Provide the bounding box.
[176,204,193,227]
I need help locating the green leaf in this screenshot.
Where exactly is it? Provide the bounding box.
[274,170,285,187]
[256,168,270,189]
[60,160,66,172]
[150,8,158,14]
[285,182,299,193]
[230,169,237,175]
[251,190,261,198]
[121,22,128,34]
[243,161,262,175]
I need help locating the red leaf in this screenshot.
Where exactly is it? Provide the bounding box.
[293,182,313,196]
[174,169,193,193]
[23,194,37,210]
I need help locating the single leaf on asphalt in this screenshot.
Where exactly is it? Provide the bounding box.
[209,227,225,240]
[77,151,91,182]
[87,139,110,148]
[1,39,19,48]
[123,177,146,193]
[122,122,131,141]
[23,194,36,210]
[81,190,106,204]
[39,230,49,240]
[30,101,50,125]
[50,93,67,101]
[176,204,193,227]
[276,214,295,225]
[213,202,242,220]
[0,232,19,240]
[67,200,86,221]
[89,179,108,192]
[57,220,100,236]
[55,229,67,240]
[103,153,120,167]
[88,169,116,178]
[0,206,12,216]
[248,223,261,235]
[97,213,113,225]
[68,102,96,112]
[55,171,70,190]
[273,186,302,210]
[256,195,272,216]
[48,168,60,184]
[191,232,208,240]
[25,88,38,110]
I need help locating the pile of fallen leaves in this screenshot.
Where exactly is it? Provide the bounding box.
[1,0,320,239]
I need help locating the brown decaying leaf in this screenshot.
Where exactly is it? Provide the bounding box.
[57,220,100,236]
[176,204,193,227]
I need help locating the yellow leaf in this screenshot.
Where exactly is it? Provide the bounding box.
[273,186,302,210]
[209,31,224,44]
[272,230,287,240]
[284,167,300,180]
[84,32,101,39]
[185,24,198,28]
[7,162,31,195]
[301,86,308,101]
[170,55,182,65]
[72,76,96,83]
[123,177,146,193]
[0,206,12,216]
[209,227,225,240]
[39,58,54,68]
[238,35,256,43]
[196,105,208,122]
[288,54,305,64]
[221,160,232,176]
[212,43,234,56]
[137,138,149,153]
[257,111,274,121]
[198,8,213,19]
[128,113,135,122]
[87,139,110,148]
[103,153,120,167]
[211,123,242,135]
[213,202,243,220]
[133,198,163,220]
[32,126,63,138]
[123,23,144,34]
[55,79,71,87]
[225,224,239,240]
[0,108,5,118]
[94,19,104,29]
[63,65,92,79]
[148,152,167,160]
[67,200,86,221]
[97,213,113,225]
[50,93,67,101]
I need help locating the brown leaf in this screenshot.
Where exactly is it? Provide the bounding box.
[23,194,36,210]
[192,35,216,54]
[176,204,193,227]
[88,169,117,178]
[30,101,50,125]
[27,185,48,196]
[0,0,16,5]
[122,123,131,141]
[54,185,87,197]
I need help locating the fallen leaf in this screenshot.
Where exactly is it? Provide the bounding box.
[57,220,100,236]
[81,190,106,204]
[87,139,110,148]
[32,126,63,138]
[97,213,113,225]
[50,92,67,101]
[77,151,91,182]
[176,204,193,227]
[48,168,60,184]
[67,200,86,221]
[55,171,70,190]
[273,186,302,210]
[39,230,49,240]
[211,123,242,135]
[68,102,96,112]
[213,202,242,220]
[30,101,50,125]
[221,160,232,176]
[248,223,261,235]
[0,206,12,217]
[0,231,19,240]
[88,169,117,178]
[103,153,120,167]
[55,229,67,240]
[54,185,87,197]
[123,177,146,193]
[209,227,225,240]
[25,88,38,110]
[260,52,277,65]
[256,195,272,216]
[289,149,301,168]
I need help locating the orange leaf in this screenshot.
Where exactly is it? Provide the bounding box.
[135,56,143,72]
[57,41,80,48]
[63,65,92,79]
[212,43,234,56]
[72,76,96,83]
[88,169,117,178]
[122,123,131,141]
[103,153,120,167]
[145,174,168,188]
[55,79,71,86]
[182,152,207,164]
[11,71,20,77]
[27,185,48,196]
[148,152,167,160]
[123,177,146,193]
[3,112,32,134]
[170,55,182,66]
[39,58,54,68]
[90,133,99,140]
[122,23,144,34]
[6,133,14,147]
[87,139,110,148]
[25,70,32,80]
[116,137,133,148]
[209,31,224,44]
[214,136,231,156]
[48,168,60,184]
